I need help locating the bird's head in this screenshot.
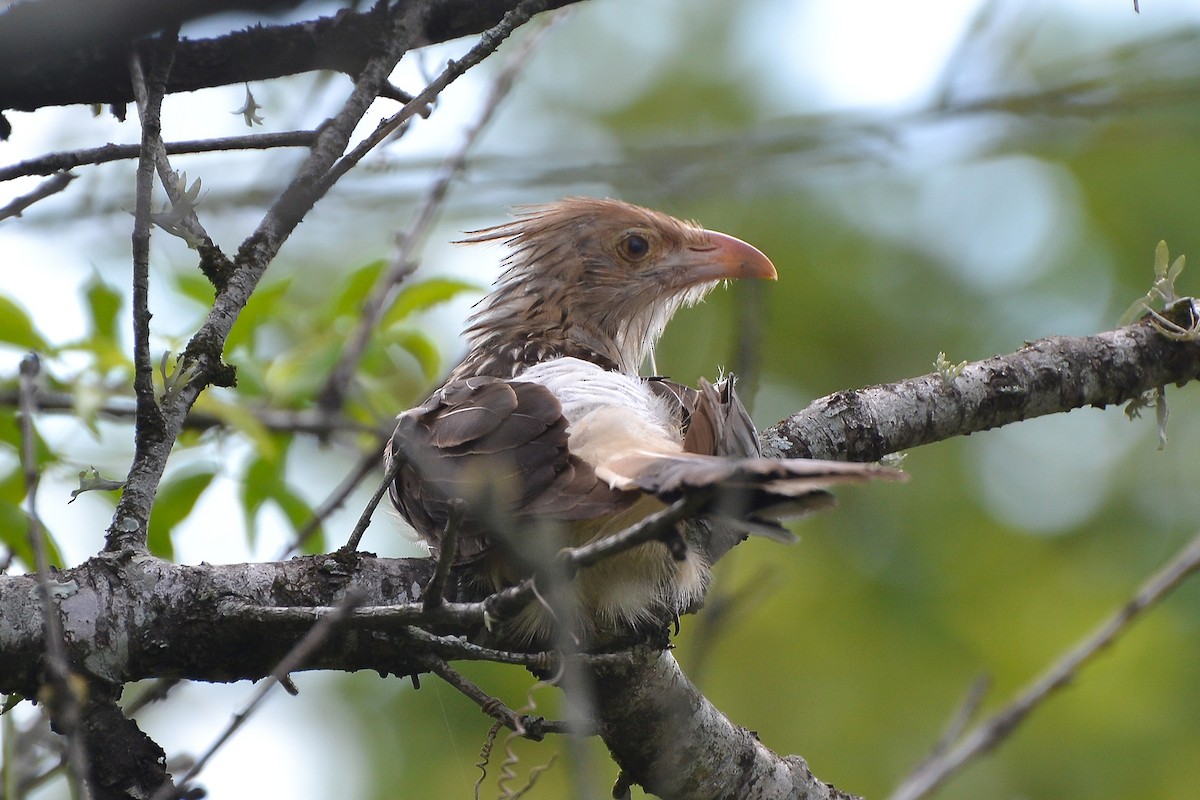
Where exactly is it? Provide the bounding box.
[458,198,777,375]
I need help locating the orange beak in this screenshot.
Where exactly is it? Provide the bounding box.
[668,230,778,289]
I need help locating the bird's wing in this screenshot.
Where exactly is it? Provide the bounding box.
[388,376,634,564]
[599,375,904,543]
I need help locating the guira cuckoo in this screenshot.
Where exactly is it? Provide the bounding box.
[388,198,900,644]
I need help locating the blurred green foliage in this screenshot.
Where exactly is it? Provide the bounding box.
[4,1,1200,799]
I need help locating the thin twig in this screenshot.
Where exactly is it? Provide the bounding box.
[106,44,171,553]
[18,355,92,800]
[340,444,403,552]
[423,655,545,738]
[561,497,701,574]
[122,678,181,717]
[275,437,389,560]
[400,626,551,668]
[128,33,221,255]
[890,530,1200,800]
[0,171,75,221]
[157,590,366,800]
[316,13,554,411]
[422,500,464,611]
[104,5,418,543]
[0,387,381,437]
[912,675,991,772]
[0,131,318,182]
[316,0,549,194]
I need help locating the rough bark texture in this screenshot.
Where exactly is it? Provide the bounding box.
[0,0,579,119]
[2,311,1198,799]
[762,307,1200,462]
[0,552,431,696]
[589,646,859,800]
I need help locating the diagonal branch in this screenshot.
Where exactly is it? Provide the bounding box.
[315,13,554,412]
[889,529,1200,800]
[0,171,75,220]
[763,302,1200,462]
[587,645,860,800]
[103,2,421,552]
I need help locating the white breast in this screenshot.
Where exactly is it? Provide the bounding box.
[519,358,684,488]
[519,357,678,437]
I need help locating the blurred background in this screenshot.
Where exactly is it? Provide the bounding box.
[3,0,1200,797]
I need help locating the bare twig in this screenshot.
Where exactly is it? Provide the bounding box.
[158,590,366,800]
[341,444,404,553]
[561,497,701,575]
[275,437,389,559]
[0,171,75,220]
[889,530,1200,800]
[128,35,223,255]
[0,386,380,438]
[106,43,173,553]
[122,678,181,717]
[0,131,318,182]
[764,305,1200,462]
[316,13,554,411]
[909,675,991,776]
[104,5,422,549]
[18,354,92,799]
[316,0,550,194]
[422,655,584,739]
[422,500,464,611]
[400,625,551,668]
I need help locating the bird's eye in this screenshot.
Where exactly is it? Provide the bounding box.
[618,232,651,262]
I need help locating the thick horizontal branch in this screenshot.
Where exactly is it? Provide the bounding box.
[0,553,436,696]
[0,0,578,119]
[763,306,1200,462]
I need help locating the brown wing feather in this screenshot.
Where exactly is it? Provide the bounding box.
[389,376,634,564]
[637,375,904,548]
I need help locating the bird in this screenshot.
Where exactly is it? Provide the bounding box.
[388,198,901,646]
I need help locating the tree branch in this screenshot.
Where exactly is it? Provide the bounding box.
[890,529,1200,800]
[0,171,75,220]
[0,554,433,695]
[0,0,579,125]
[587,646,859,800]
[762,303,1200,462]
[0,131,318,182]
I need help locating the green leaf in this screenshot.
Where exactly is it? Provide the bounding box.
[240,454,276,545]
[382,278,480,328]
[0,409,55,468]
[0,501,63,570]
[0,295,49,351]
[226,278,292,353]
[328,259,387,321]
[390,328,442,381]
[271,483,322,553]
[174,271,216,308]
[147,469,216,559]
[192,394,277,461]
[0,468,22,504]
[238,446,321,550]
[262,338,341,402]
[83,274,123,342]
